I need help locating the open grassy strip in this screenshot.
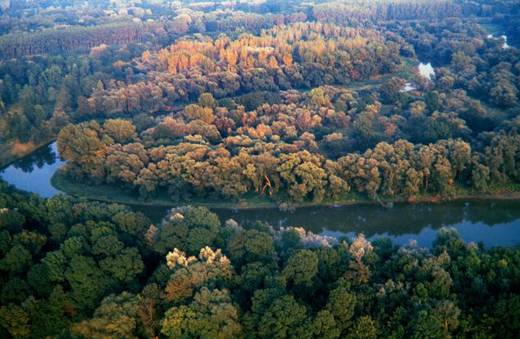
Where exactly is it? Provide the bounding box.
[52,170,520,210]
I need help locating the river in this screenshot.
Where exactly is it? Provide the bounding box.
[0,142,65,198]
[2,142,520,248]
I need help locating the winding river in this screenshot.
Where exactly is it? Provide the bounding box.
[2,142,520,248]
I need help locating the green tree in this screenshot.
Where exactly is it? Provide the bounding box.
[0,304,30,338]
[72,292,140,339]
[65,255,112,312]
[228,229,276,266]
[347,316,379,339]
[313,309,341,339]
[161,288,242,339]
[0,244,32,273]
[326,285,356,330]
[282,249,319,287]
[155,207,220,254]
[257,295,312,339]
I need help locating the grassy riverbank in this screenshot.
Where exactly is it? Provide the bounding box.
[52,171,295,208]
[52,171,520,210]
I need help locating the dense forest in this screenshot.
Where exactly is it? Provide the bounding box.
[1,0,520,337]
[54,16,520,203]
[1,183,520,338]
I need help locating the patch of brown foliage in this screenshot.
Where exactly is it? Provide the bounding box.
[11,140,36,156]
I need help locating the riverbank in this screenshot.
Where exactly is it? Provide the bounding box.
[52,171,520,210]
[0,138,55,169]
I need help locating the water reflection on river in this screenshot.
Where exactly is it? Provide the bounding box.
[418,62,435,80]
[221,201,520,247]
[488,33,510,49]
[135,200,520,248]
[0,142,64,198]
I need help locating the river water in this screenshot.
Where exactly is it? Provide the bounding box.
[487,33,510,49]
[0,142,64,198]
[418,62,435,80]
[2,142,520,248]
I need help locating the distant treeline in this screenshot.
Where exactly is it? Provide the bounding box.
[0,22,165,59]
[312,0,520,24]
